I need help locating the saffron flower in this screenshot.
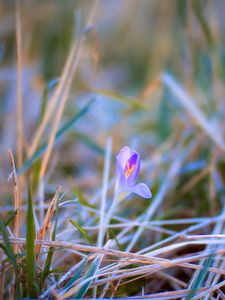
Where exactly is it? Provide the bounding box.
[116,146,152,198]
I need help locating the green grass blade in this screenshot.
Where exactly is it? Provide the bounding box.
[17,99,96,176]
[192,0,213,47]
[59,260,88,295]
[0,215,20,283]
[74,188,96,209]
[38,79,59,125]
[186,254,214,300]
[72,254,102,299]
[26,181,36,298]
[109,229,122,251]
[4,209,18,226]
[69,219,93,245]
[32,159,41,193]
[95,89,148,109]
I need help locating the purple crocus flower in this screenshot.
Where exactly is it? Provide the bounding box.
[116,146,152,199]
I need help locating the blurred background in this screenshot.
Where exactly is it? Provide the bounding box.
[0,0,225,227]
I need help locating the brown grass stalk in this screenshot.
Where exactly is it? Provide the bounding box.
[3,237,225,277]
[35,186,62,256]
[15,0,23,168]
[8,149,20,253]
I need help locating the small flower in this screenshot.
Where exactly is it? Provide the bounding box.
[116,146,152,199]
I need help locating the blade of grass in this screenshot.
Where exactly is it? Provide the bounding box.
[74,188,96,209]
[15,1,24,260]
[4,210,17,227]
[15,0,23,169]
[38,79,59,126]
[69,219,93,246]
[26,180,36,298]
[95,89,148,109]
[36,186,61,256]
[8,149,20,253]
[32,159,41,193]
[58,260,88,295]
[186,254,214,300]
[0,216,21,298]
[192,0,213,47]
[61,240,111,299]
[109,229,122,251]
[71,255,102,299]
[40,192,60,289]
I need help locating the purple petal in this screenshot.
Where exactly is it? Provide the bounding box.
[130,183,152,199]
[116,159,126,187]
[116,146,131,169]
[125,152,140,186]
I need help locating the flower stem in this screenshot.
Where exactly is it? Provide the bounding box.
[102,186,118,240]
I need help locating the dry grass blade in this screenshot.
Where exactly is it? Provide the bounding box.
[8,149,19,253]
[3,237,225,275]
[15,0,23,168]
[35,186,62,256]
[15,1,24,246]
[0,237,158,262]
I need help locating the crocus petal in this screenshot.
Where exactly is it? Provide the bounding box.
[116,146,131,169]
[129,183,152,199]
[116,159,126,187]
[125,152,140,186]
